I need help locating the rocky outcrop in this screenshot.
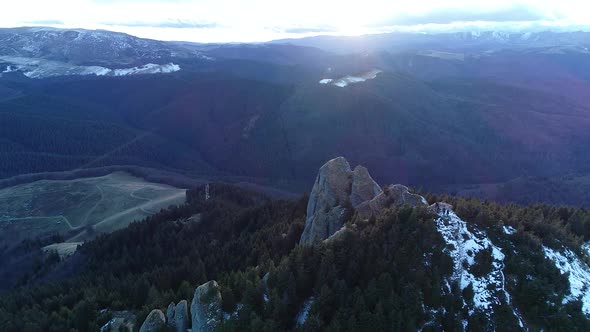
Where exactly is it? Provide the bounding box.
[139,309,166,332]
[350,165,383,207]
[174,300,189,332]
[301,157,428,244]
[139,283,220,332]
[300,157,382,244]
[356,184,427,219]
[191,280,223,332]
[166,302,176,328]
[428,202,454,214]
[165,301,188,332]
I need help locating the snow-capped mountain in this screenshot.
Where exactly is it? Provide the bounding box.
[274,30,590,54]
[0,27,203,65]
[0,27,212,78]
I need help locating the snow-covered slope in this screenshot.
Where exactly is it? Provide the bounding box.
[543,246,590,315]
[0,56,180,78]
[434,207,525,327]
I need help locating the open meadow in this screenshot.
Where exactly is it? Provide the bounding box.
[0,172,186,248]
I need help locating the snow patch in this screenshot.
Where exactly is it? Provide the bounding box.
[0,56,180,79]
[1,65,15,73]
[112,63,180,76]
[295,297,314,327]
[543,246,590,315]
[224,303,243,321]
[503,225,517,235]
[318,69,381,87]
[100,319,115,332]
[420,196,428,205]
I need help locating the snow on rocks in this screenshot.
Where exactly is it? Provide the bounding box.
[503,225,517,235]
[434,206,520,321]
[543,246,590,315]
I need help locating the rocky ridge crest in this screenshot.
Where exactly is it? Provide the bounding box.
[300,157,428,244]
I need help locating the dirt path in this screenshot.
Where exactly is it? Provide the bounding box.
[66,190,185,242]
[81,184,104,226]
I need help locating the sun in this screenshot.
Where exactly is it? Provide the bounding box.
[322,0,398,36]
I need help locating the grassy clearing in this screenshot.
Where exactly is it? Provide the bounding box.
[0,172,186,247]
[42,242,83,259]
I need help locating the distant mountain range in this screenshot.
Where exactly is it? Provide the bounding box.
[273,30,590,54]
[2,27,590,206]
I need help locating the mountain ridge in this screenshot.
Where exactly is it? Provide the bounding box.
[3,160,588,330]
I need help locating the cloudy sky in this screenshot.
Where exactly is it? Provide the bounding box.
[1,0,589,42]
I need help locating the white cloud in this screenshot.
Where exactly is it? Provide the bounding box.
[1,0,590,42]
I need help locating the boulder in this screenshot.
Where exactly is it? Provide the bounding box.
[139,309,166,332]
[300,157,382,244]
[191,280,223,332]
[174,300,189,332]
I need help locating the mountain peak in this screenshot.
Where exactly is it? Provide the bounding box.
[300,157,427,244]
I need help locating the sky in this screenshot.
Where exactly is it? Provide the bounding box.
[1,0,590,42]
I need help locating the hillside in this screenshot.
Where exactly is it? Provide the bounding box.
[1,158,589,331]
[0,172,186,248]
[3,28,590,206]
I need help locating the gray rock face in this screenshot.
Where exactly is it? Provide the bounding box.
[350,166,382,207]
[174,300,189,332]
[166,302,176,328]
[300,157,382,244]
[191,280,223,332]
[357,184,428,219]
[301,157,429,244]
[139,309,166,332]
[162,301,190,332]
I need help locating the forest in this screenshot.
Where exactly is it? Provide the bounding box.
[1,184,590,331]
